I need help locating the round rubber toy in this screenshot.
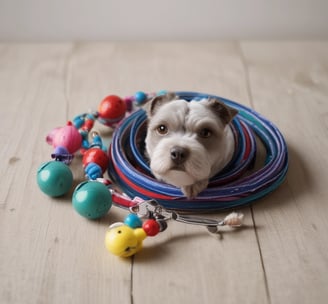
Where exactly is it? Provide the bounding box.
[37,161,73,197]
[72,181,112,219]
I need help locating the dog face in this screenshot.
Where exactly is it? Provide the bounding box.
[144,93,237,198]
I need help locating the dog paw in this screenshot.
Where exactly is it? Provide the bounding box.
[181,180,209,199]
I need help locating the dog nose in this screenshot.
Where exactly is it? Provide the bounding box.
[170,146,189,164]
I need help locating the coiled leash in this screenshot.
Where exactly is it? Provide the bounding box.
[109,91,289,211]
[37,90,288,257]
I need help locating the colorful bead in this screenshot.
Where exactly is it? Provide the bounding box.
[134,91,147,105]
[157,90,168,96]
[124,97,133,112]
[124,213,143,228]
[72,181,112,219]
[51,123,82,154]
[142,219,160,236]
[37,161,73,197]
[72,115,85,128]
[85,162,103,180]
[98,95,127,126]
[52,146,69,155]
[50,146,74,164]
[82,148,109,173]
[81,119,94,132]
[89,132,103,149]
[81,139,90,150]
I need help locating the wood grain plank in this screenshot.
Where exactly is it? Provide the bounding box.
[0,44,132,304]
[240,41,328,304]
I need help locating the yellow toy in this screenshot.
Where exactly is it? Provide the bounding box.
[105,200,244,258]
[105,223,147,257]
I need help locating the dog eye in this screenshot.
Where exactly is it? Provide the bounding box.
[156,124,168,135]
[198,128,212,138]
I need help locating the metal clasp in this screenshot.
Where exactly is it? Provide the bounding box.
[129,199,244,233]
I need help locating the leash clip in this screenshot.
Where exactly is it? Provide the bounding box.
[129,199,173,220]
[130,199,244,233]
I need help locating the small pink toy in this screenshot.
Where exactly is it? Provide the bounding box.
[46,122,82,154]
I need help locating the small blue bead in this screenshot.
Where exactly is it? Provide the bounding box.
[86,113,95,120]
[157,90,168,96]
[124,213,142,228]
[134,91,147,105]
[53,146,69,155]
[85,162,102,180]
[72,115,85,128]
[82,139,89,149]
[90,135,102,148]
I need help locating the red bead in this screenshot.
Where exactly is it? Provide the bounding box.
[142,219,160,237]
[82,119,94,131]
[98,95,127,125]
[82,148,109,173]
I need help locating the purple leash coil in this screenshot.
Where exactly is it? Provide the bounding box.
[108,91,288,212]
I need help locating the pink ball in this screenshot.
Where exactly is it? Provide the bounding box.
[53,125,82,153]
[46,127,60,145]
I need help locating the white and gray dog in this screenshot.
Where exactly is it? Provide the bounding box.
[144,93,238,198]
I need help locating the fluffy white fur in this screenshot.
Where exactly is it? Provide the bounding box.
[145,95,237,198]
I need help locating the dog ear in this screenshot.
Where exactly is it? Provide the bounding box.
[144,92,177,116]
[207,98,238,124]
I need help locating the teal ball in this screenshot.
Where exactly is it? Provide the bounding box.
[37,161,73,197]
[72,181,112,219]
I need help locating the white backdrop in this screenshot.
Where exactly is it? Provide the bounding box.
[0,0,327,41]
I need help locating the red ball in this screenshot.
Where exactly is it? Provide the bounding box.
[82,148,109,173]
[98,95,126,125]
[142,219,160,237]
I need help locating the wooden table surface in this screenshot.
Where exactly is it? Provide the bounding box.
[0,41,327,304]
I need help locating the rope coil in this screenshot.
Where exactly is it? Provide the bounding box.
[108,91,288,211]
